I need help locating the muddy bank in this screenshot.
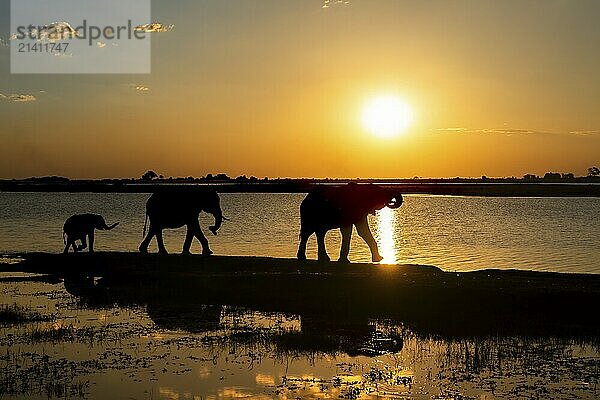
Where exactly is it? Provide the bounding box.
[2,253,599,340]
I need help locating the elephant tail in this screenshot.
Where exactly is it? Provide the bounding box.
[99,218,119,230]
[143,212,148,238]
[63,231,66,245]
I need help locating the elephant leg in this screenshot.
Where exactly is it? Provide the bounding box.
[338,225,352,263]
[297,231,312,261]
[156,230,168,254]
[78,235,88,251]
[182,225,194,254]
[64,237,74,254]
[355,216,383,262]
[316,230,330,262]
[88,231,95,253]
[139,225,155,253]
[193,222,212,256]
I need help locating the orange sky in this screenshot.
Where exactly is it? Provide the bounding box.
[1,1,599,179]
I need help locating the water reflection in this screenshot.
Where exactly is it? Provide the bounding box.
[2,270,600,400]
[60,273,600,398]
[375,207,397,264]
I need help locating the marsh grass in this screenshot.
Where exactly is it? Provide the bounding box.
[28,324,109,344]
[45,380,89,398]
[29,324,80,342]
[0,350,93,399]
[0,303,54,325]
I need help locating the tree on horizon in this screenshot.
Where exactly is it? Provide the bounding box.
[141,171,159,181]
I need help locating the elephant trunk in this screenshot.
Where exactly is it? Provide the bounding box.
[105,222,120,230]
[208,208,223,235]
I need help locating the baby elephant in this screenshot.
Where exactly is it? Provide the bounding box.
[63,214,119,253]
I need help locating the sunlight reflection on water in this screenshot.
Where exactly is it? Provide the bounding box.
[376,207,397,264]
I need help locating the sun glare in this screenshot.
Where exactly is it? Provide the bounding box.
[361,95,413,138]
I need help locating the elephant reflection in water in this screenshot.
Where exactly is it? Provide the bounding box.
[61,274,403,357]
[63,214,119,253]
[139,190,226,255]
[297,184,403,263]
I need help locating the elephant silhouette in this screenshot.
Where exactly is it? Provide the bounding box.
[63,214,119,253]
[297,184,403,263]
[139,190,225,255]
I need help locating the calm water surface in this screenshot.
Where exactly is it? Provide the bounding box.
[1,192,600,399]
[0,192,599,273]
[0,274,598,399]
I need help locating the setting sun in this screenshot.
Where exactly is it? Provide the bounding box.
[361,95,414,138]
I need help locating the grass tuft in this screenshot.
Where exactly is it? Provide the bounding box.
[0,303,53,325]
[28,324,100,343]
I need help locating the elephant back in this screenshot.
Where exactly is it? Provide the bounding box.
[146,190,219,220]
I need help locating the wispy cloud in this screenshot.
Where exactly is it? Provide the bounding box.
[0,93,37,102]
[134,23,174,33]
[11,22,78,42]
[437,127,600,137]
[570,130,600,136]
[129,84,149,93]
[322,0,351,8]
[436,127,552,136]
[436,127,470,133]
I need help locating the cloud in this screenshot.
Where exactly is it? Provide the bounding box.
[134,23,174,33]
[53,52,73,58]
[438,127,600,137]
[0,93,37,102]
[129,84,149,93]
[570,130,600,136]
[323,0,351,8]
[435,127,550,136]
[436,127,470,133]
[11,22,78,42]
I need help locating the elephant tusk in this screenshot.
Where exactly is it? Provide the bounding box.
[387,199,401,209]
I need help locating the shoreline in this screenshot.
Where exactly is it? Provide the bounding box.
[3,252,600,338]
[1,251,599,277]
[3,253,598,277]
[3,252,599,285]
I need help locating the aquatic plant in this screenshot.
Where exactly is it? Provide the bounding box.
[0,303,54,325]
[27,323,130,344]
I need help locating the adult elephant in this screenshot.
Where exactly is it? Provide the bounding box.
[297,184,403,263]
[139,190,225,255]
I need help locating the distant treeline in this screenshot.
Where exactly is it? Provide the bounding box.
[1,170,600,197]
[3,166,600,185]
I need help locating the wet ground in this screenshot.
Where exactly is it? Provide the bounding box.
[1,255,600,399]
